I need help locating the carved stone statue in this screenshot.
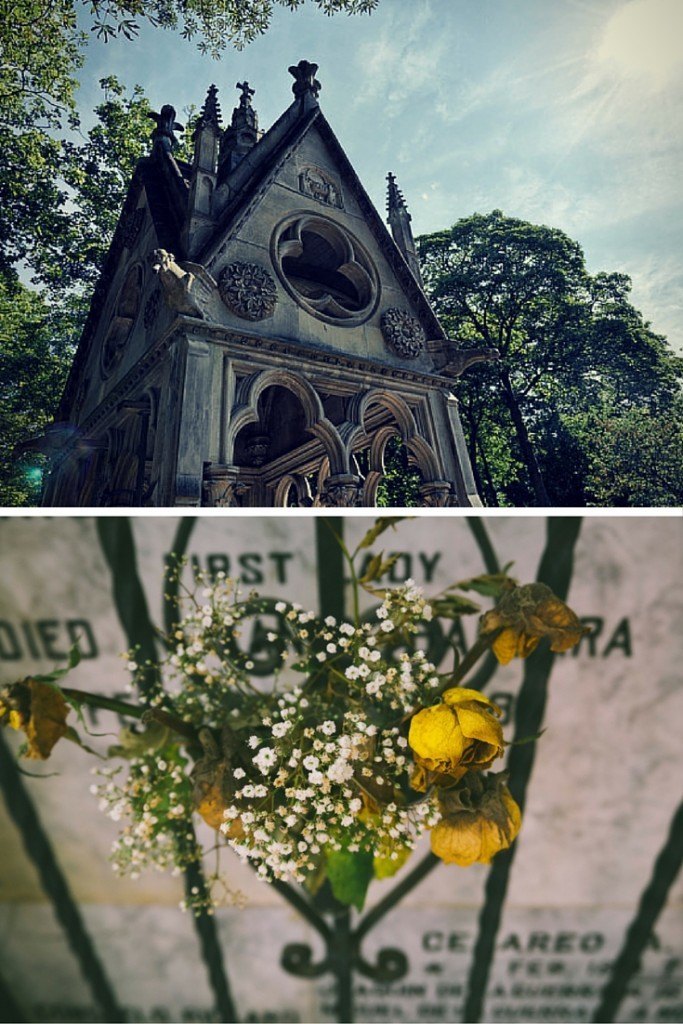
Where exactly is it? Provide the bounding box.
[147,105,184,152]
[150,249,215,319]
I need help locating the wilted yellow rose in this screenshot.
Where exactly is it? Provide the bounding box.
[0,679,69,759]
[191,728,244,835]
[408,688,504,790]
[480,582,588,666]
[430,777,521,866]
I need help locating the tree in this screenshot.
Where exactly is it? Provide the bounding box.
[0,278,77,504]
[582,401,683,507]
[0,77,160,505]
[0,1,378,280]
[418,211,683,507]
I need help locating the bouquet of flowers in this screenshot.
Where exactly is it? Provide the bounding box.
[0,519,587,913]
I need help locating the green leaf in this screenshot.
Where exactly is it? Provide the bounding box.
[355,517,411,552]
[450,573,517,598]
[325,848,374,910]
[358,552,383,584]
[430,595,481,617]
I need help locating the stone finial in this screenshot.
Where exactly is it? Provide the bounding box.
[230,80,258,131]
[387,172,410,217]
[236,81,255,108]
[218,81,259,175]
[148,104,183,152]
[198,84,222,131]
[288,60,321,100]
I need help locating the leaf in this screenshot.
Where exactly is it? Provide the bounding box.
[63,726,104,759]
[31,643,82,685]
[358,552,383,585]
[373,844,412,880]
[325,848,374,911]
[108,721,171,759]
[508,728,547,747]
[450,573,516,598]
[355,517,411,552]
[430,595,481,617]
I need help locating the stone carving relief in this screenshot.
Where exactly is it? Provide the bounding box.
[101,263,143,378]
[380,308,425,359]
[298,166,343,209]
[218,261,278,321]
[318,473,361,508]
[150,249,215,320]
[122,208,145,250]
[143,289,161,331]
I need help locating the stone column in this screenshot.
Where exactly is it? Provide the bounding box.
[418,481,452,507]
[202,464,249,507]
[319,473,362,508]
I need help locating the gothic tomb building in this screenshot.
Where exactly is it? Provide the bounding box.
[41,61,496,507]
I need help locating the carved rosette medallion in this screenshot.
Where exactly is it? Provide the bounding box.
[380,308,425,359]
[218,261,277,321]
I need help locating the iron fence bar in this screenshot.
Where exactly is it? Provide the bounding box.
[271,877,334,944]
[592,798,683,1023]
[95,517,163,700]
[315,517,346,621]
[462,516,584,1024]
[163,517,197,637]
[466,519,501,574]
[96,516,237,1023]
[0,732,126,1022]
[182,832,239,1023]
[354,852,439,946]
[0,966,26,1023]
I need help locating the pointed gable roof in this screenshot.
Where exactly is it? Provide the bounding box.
[198,86,446,342]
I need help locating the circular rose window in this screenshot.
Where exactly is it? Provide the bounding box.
[272,214,379,325]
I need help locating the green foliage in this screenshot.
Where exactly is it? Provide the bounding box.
[325,847,375,910]
[376,435,422,507]
[36,76,152,293]
[0,77,153,505]
[0,278,78,504]
[582,401,683,507]
[419,211,683,507]
[86,0,379,55]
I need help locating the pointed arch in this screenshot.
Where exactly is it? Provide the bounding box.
[227,368,347,474]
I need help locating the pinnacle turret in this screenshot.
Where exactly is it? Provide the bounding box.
[219,81,259,177]
[197,84,222,132]
[386,171,408,215]
[385,171,422,285]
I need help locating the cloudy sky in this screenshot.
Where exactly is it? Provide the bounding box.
[78,0,683,349]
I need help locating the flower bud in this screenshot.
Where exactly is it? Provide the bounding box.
[408,688,504,791]
[430,773,521,866]
[0,679,69,759]
[480,583,589,665]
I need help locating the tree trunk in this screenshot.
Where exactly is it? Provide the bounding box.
[499,369,551,506]
[464,421,489,506]
[477,441,500,507]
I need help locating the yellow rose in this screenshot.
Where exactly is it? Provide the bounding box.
[408,688,504,790]
[0,679,69,759]
[430,777,521,866]
[480,583,588,666]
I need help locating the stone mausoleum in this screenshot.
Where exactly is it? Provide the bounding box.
[41,61,495,507]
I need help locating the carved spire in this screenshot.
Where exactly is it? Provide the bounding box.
[197,84,222,132]
[385,171,422,285]
[289,60,321,107]
[219,81,259,176]
[386,171,407,215]
[192,86,221,175]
